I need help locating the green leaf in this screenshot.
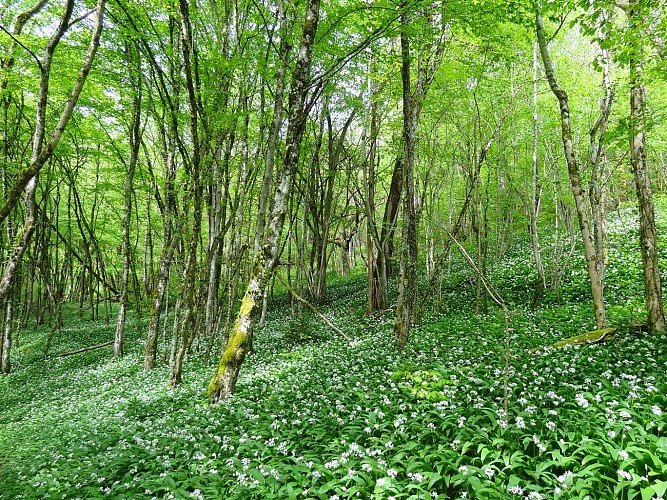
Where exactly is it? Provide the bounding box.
[653,480,667,497]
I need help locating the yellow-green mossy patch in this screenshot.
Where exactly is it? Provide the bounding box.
[552,327,617,349]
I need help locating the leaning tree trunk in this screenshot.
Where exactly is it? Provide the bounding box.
[0,0,105,240]
[627,0,665,333]
[375,158,404,310]
[208,0,320,403]
[536,4,606,329]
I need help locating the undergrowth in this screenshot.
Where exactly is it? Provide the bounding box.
[1,202,667,499]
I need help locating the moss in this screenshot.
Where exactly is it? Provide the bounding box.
[207,289,259,398]
[238,292,255,318]
[552,327,617,349]
[207,257,272,401]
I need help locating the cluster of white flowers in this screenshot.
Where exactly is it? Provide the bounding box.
[533,435,547,453]
[407,471,424,482]
[575,393,589,408]
[508,484,524,495]
[617,469,633,481]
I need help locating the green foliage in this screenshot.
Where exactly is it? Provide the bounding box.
[2,202,667,500]
[391,366,458,402]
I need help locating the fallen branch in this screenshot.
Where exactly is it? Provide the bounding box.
[443,228,511,423]
[276,273,353,343]
[56,340,113,357]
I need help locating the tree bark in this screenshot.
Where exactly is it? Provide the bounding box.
[253,0,291,257]
[587,17,613,320]
[536,4,606,329]
[208,0,320,403]
[627,0,665,333]
[115,41,142,358]
[1,297,13,373]
[395,8,419,349]
[529,41,546,306]
[170,0,204,386]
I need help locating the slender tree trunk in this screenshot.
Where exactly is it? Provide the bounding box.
[395,8,419,348]
[208,0,320,403]
[377,158,404,310]
[529,41,545,307]
[415,102,510,321]
[0,0,105,230]
[364,52,380,314]
[1,297,12,373]
[536,4,606,329]
[144,233,178,369]
[170,0,204,386]
[588,20,613,319]
[254,1,291,257]
[627,0,665,333]
[114,43,142,358]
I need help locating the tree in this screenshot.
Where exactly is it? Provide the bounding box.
[0,0,106,300]
[625,0,665,332]
[535,1,606,329]
[0,0,106,373]
[208,0,321,403]
[577,0,666,333]
[114,39,143,358]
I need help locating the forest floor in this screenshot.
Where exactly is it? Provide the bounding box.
[1,202,667,499]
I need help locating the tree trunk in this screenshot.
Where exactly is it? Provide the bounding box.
[627,0,665,333]
[170,0,204,386]
[536,4,606,329]
[1,297,13,373]
[395,8,419,348]
[253,0,291,257]
[0,0,105,230]
[529,41,545,307]
[364,51,380,314]
[114,41,142,358]
[588,18,613,320]
[208,0,320,403]
[376,158,404,310]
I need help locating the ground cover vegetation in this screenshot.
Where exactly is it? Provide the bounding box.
[2,0,667,498]
[1,203,667,499]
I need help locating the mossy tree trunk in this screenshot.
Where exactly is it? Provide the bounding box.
[208,0,321,404]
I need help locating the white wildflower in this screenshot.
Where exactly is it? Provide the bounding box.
[617,469,633,481]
